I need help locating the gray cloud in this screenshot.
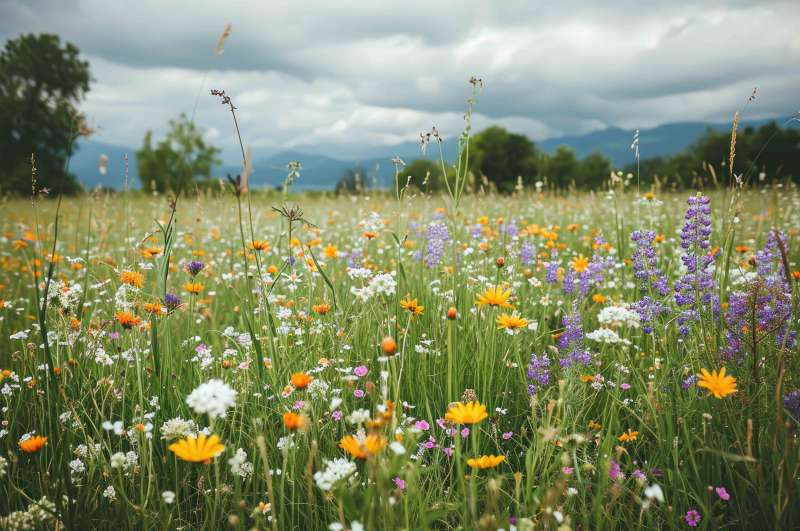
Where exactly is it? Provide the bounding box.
[2,0,798,161]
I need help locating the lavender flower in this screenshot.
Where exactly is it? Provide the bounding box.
[424,222,450,268]
[631,230,669,296]
[527,353,551,395]
[164,293,181,311]
[784,391,800,421]
[632,296,670,334]
[558,309,593,368]
[674,195,716,335]
[520,241,534,266]
[184,260,205,277]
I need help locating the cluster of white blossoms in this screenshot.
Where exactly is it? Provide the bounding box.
[160,417,198,440]
[350,272,397,302]
[186,379,237,420]
[313,458,357,491]
[597,305,641,329]
[587,327,632,346]
[228,448,254,478]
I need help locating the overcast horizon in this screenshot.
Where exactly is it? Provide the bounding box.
[2,0,799,163]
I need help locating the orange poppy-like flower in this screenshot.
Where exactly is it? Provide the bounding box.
[445,401,488,425]
[19,435,48,453]
[143,302,165,314]
[381,336,397,355]
[168,434,225,464]
[290,372,313,389]
[115,311,141,329]
[283,411,306,430]
[184,282,204,295]
[617,429,639,443]
[312,303,331,315]
[735,245,750,254]
[792,271,800,281]
[466,454,505,469]
[119,270,143,288]
[339,434,387,459]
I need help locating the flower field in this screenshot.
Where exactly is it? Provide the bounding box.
[0,185,798,530]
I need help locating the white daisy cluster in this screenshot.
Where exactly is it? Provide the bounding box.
[313,458,357,491]
[228,448,254,478]
[186,379,237,419]
[350,272,397,302]
[160,417,198,440]
[586,328,631,346]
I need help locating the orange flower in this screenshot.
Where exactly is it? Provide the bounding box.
[141,247,162,258]
[119,270,143,288]
[446,307,458,320]
[363,231,377,240]
[184,282,204,295]
[143,302,165,314]
[571,255,589,273]
[592,294,607,304]
[735,245,750,254]
[323,245,338,258]
[381,336,397,355]
[283,411,306,430]
[249,240,271,252]
[19,435,47,454]
[115,311,141,329]
[400,297,424,316]
[290,372,313,389]
[466,454,505,469]
[617,429,639,443]
[339,434,387,459]
[312,303,331,315]
[445,401,488,425]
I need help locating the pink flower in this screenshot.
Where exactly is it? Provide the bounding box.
[562,466,574,475]
[460,427,470,438]
[354,389,365,398]
[684,509,701,527]
[393,477,406,490]
[502,431,513,440]
[414,420,430,431]
[620,383,631,390]
[331,410,343,421]
[354,365,368,378]
[715,486,730,501]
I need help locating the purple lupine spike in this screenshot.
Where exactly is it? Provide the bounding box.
[424,222,450,268]
[674,195,716,335]
[527,353,551,395]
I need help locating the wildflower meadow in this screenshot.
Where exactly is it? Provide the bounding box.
[1,164,799,530]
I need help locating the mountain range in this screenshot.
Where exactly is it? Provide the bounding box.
[70,119,791,190]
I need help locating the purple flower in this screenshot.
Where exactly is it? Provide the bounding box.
[520,241,534,266]
[393,477,406,490]
[684,509,701,527]
[502,431,513,440]
[674,195,717,336]
[608,460,624,481]
[682,375,697,390]
[442,447,454,457]
[164,293,181,310]
[632,296,669,334]
[414,420,430,431]
[784,391,800,421]
[631,230,669,296]
[424,222,450,269]
[715,486,730,501]
[354,365,368,378]
[354,389,365,398]
[184,260,205,277]
[558,309,593,368]
[546,253,560,284]
[460,427,470,438]
[331,410,343,421]
[527,353,551,395]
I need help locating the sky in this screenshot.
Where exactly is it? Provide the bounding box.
[2,0,799,162]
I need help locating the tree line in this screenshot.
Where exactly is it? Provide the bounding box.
[2,33,798,196]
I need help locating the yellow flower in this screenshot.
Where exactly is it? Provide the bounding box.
[168,434,225,464]
[339,434,387,459]
[571,255,589,273]
[323,245,338,258]
[697,367,737,399]
[445,401,488,425]
[617,429,639,443]
[19,435,47,454]
[249,240,271,252]
[115,311,141,329]
[496,312,528,331]
[400,297,425,316]
[467,454,505,469]
[475,287,513,309]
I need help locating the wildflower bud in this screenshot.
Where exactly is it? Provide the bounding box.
[222,360,232,369]
[381,336,397,355]
[461,388,477,403]
[446,307,458,320]
[228,514,240,526]
[523,268,533,279]
[495,257,505,268]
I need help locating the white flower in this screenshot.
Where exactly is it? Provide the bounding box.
[102,485,116,500]
[162,491,176,504]
[597,306,641,329]
[586,327,631,345]
[389,441,406,455]
[228,448,254,478]
[69,459,85,475]
[110,452,126,469]
[186,379,237,419]
[346,409,371,425]
[0,456,8,478]
[160,417,197,440]
[314,458,357,491]
[643,484,664,503]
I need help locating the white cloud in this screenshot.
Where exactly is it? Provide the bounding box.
[2,0,798,161]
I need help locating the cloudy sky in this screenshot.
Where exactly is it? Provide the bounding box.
[2,0,799,162]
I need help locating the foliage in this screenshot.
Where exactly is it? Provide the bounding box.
[334,165,370,194]
[0,33,90,196]
[136,114,221,193]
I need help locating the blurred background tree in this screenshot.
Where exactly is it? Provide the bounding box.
[136,114,221,193]
[471,126,539,192]
[335,164,369,194]
[0,33,90,195]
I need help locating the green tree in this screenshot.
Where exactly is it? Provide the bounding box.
[576,151,612,189]
[0,34,91,195]
[335,165,369,195]
[471,126,539,192]
[136,114,221,193]
[544,145,579,188]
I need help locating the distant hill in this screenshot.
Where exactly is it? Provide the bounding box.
[70,119,795,190]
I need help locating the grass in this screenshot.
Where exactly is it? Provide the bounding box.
[0,183,798,530]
